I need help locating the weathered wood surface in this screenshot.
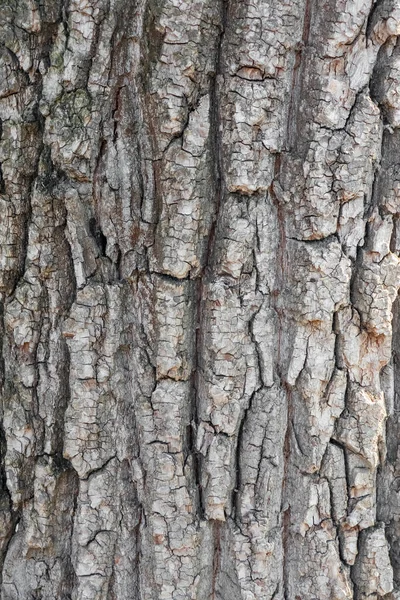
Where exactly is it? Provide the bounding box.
[1,0,400,598]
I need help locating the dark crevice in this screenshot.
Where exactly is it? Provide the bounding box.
[112,85,125,145]
[231,300,264,519]
[282,504,291,600]
[187,420,205,519]
[203,0,228,272]
[271,156,292,599]
[211,521,222,600]
[89,216,107,257]
[276,2,317,595]
[82,455,118,482]
[390,215,399,254]
[0,163,5,195]
[232,393,253,522]
[366,0,388,39]
[115,243,122,281]
[191,0,228,525]
[151,270,191,283]
[287,232,340,245]
[6,123,44,300]
[285,0,314,152]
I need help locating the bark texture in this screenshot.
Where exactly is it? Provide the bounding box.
[1,0,400,598]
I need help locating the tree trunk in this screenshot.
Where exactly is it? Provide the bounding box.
[1,0,400,598]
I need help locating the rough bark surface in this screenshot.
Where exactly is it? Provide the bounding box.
[1,0,400,598]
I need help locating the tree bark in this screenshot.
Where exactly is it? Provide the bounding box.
[1,0,400,598]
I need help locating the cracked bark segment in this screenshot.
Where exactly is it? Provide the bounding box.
[292,363,347,473]
[282,239,351,436]
[44,89,93,181]
[88,5,155,275]
[24,456,77,555]
[353,230,400,339]
[353,526,394,599]
[39,0,113,182]
[145,0,220,279]
[71,458,128,600]
[378,296,400,591]
[131,273,204,599]
[335,383,386,469]
[154,276,194,381]
[221,0,305,196]
[297,0,400,132]
[321,442,348,524]
[371,42,400,593]
[340,451,377,566]
[375,130,400,255]
[279,91,382,244]
[276,1,400,590]
[372,37,400,128]
[336,111,399,580]
[196,247,261,520]
[136,378,206,599]
[285,237,351,329]
[2,170,76,519]
[1,456,78,599]
[129,272,205,598]
[39,0,153,280]
[214,516,284,600]
[63,0,108,90]
[63,283,126,478]
[196,422,233,521]
[251,302,278,389]
[285,471,353,600]
[214,195,258,281]
[338,306,387,388]
[147,0,219,152]
[0,77,42,297]
[335,94,383,257]
[150,94,214,279]
[198,276,260,438]
[277,0,398,245]
[231,385,287,599]
[64,184,100,287]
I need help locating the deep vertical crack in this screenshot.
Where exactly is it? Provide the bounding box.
[285,0,313,152]
[191,0,228,521]
[273,0,315,594]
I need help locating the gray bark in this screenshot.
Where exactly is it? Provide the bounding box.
[0,0,400,598]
